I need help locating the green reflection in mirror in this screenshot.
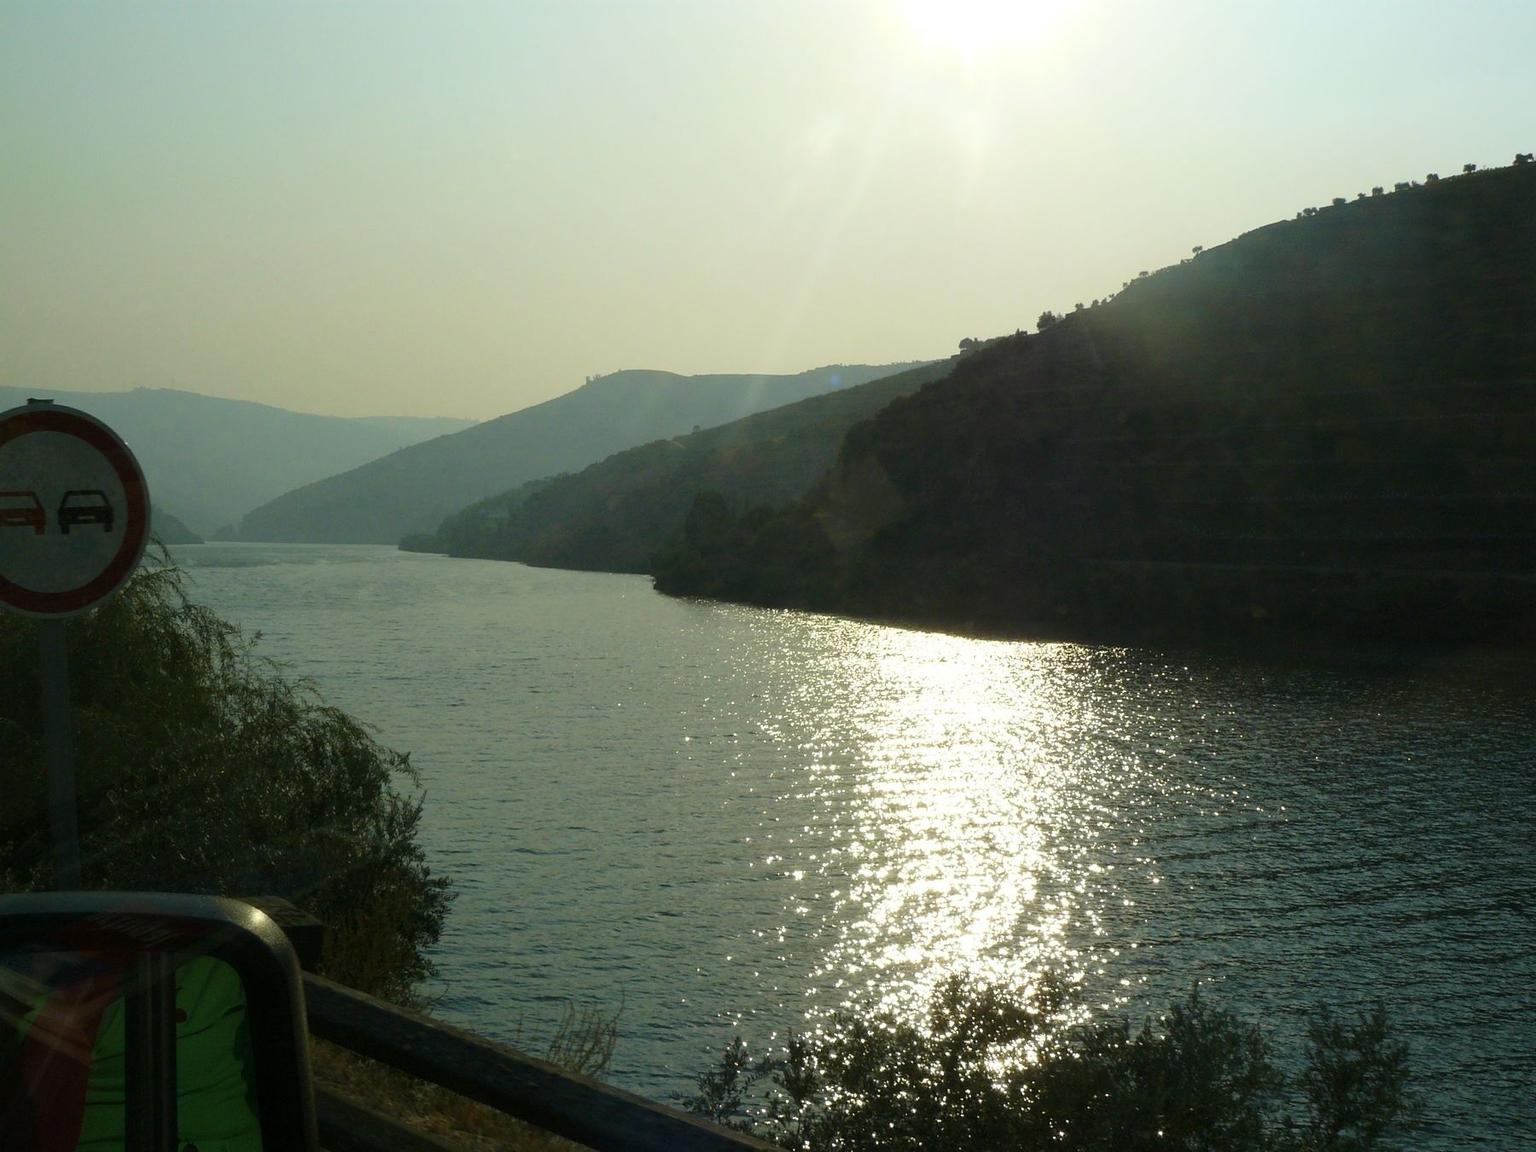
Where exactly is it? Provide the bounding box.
[2,955,262,1151]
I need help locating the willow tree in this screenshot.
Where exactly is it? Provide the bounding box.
[0,561,451,1003]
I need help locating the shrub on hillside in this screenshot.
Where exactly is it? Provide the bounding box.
[0,562,451,1003]
[688,977,1417,1151]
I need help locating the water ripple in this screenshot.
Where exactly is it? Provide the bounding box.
[173,544,1536,1147]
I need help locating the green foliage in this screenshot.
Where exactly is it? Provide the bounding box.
[1025,988,1282,1151]
[1298,1004,1418,1151]
[687,1036,760,1130]
[423,361,950,574]
[653,492,839,609]
[0,562,451,1003]
[689,978,1418,1152]
[658,159,1536,649]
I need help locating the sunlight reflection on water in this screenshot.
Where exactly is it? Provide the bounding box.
[791,631,1094,1019]
[752,628,1219,1043]
[173,545,1535,1148]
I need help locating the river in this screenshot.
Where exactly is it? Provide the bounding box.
[170,543,1534,1147]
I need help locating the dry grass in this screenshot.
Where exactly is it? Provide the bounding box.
[309,999,618,1152]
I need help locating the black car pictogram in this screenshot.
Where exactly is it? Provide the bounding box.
[0,490,46,534]
[58,489,115,534]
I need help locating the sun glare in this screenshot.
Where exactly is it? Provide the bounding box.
[904,0,1059,65]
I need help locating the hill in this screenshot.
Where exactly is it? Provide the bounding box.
[150,507,203,545]
[654,161,1536,650]
[234,365,925,544]
[0,386,473,535]
[412,359,950,572]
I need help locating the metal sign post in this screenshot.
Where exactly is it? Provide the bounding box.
[38,618,82,886]
[0,400,150,889]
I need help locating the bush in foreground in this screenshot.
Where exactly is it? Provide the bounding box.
[0,562,451,1002]
[689,977,1417,1151]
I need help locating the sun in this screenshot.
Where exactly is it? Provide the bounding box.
[903,0,1063,65]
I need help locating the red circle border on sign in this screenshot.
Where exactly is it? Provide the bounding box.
[0,405,151,617]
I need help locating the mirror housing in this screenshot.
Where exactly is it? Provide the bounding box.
[0,892,318,1151]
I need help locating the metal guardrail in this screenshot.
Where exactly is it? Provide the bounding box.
[303,973,777,1152]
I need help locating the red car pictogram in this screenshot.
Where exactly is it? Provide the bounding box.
[0,490,46,534]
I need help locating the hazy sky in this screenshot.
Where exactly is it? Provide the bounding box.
[3,1,1533,420]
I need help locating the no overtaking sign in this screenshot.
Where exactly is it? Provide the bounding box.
[0,401,150,617]
[0,400,151,887]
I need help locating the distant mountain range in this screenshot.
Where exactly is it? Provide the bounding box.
[0,386,473,536]
[233,365,926,544]
[655,160,1536,650]
[410,359,951,572]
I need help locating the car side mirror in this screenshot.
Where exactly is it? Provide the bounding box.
[0,892,318,1151]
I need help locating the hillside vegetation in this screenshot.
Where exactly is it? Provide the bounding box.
[655,161,1536,649]
[690,978,1417,1152]
[235,364,922,544]
[412,360,948,572]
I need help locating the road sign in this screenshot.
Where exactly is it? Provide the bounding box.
[0,401,150,617]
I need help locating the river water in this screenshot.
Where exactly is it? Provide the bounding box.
[169,543,1534,1146]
